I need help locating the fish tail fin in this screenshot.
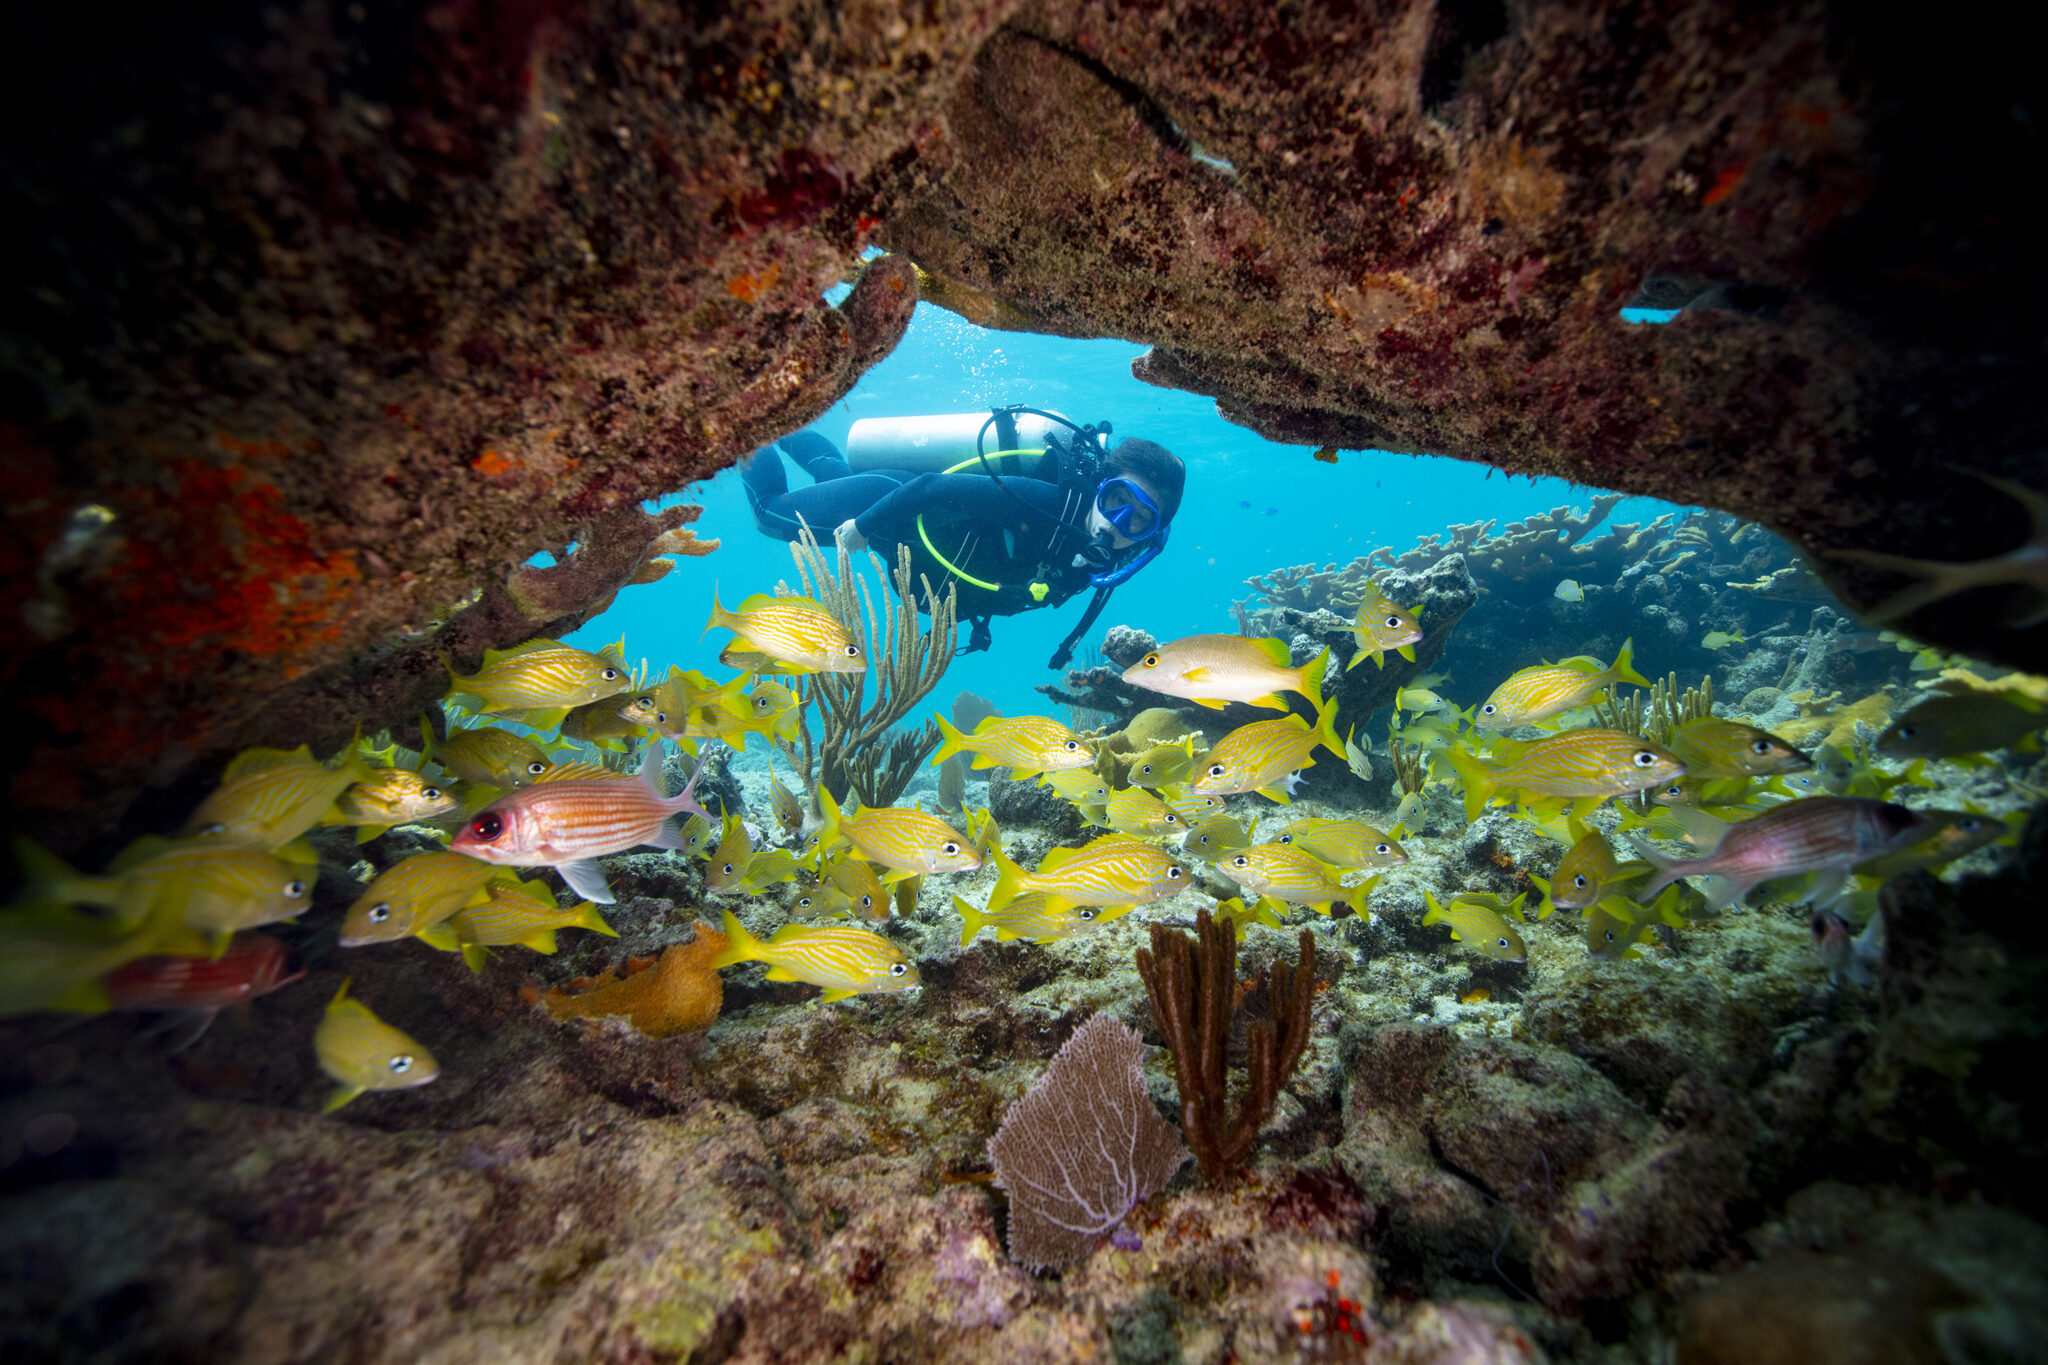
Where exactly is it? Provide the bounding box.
[707,909,763,969]
[9,837,106,909]
[1608,637,1653,690]
[816,787,844,851]
[954,894,988,946]
[578,903,619,937]
[1295,646,1332,697]
[1623,834,1687,900]
[1313,691,1344,760]
[460,944,489,973]
[932,715,970,766]
[323,1085,365,1114]
[1420,889,1447,927]
[703,587,734,638]
[1441,747,1497,823]
[988,844,1026,913]
[1397,644,1416,662]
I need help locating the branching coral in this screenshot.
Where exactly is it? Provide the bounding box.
[1136,906,1316,1184]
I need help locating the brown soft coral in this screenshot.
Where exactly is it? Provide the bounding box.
[543,920,729,1037]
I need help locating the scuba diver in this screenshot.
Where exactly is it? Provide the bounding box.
[740,407,1184,669]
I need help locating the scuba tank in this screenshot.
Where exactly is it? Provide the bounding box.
[845,410,1073,472]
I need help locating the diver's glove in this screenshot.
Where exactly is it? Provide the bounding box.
[834,518,867,552]
[963,616,994,655]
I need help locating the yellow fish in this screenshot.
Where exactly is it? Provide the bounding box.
[816,789,979,877]
[824,854,889,920]
[989,834,1191,914]
[739,849,800,894]
[1422,890,1529,961]
[560,697,651,752]
[446,637,631,726]
[1127,736,1198,790]
[1444,728,1686,821]
[1120,635,1331,711]
[687,675,804,751]
[1210,895,1289,939]
[1167,792,1230,824]
[1045,770,1114,808]
[1701,629,1745,650]
[122,837,316,944]
[1584,905,1660,960]
[338,851,498,946]
[329,768,460,842]
[423,721,555,788]
[315,980,439,1112]
[677,813,717,858]
[417,878,616,972]
[1529,816,1649,917]
[1874,690,2046,759]
[1476,639,1651,728]
[705,591,866,675]
[183,744,368,850]
[1854,808,2010,878]
[1665,718,1809,779]
[1276,819,1406,871]
[0,896,192,1017]
[933,715,1095,776]
[1104,787,1188,842]
[616,666,722,738]
[1188,694,1345,802]
[1218,844,1356,915]
[954,892,1129,945]
[709,910,917,1001]
[1183,813,1251,863]
[702,813,755,896]
[769,778,805,835]
[1347,583,1423,670]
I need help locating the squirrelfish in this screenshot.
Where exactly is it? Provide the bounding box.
[102,932,302,1013]
[701,814,755,896]
[954,892,1128,945]
[1120,634,1330,710]
[446,637,631,725]
[315,980,439,1112]
[1874,690,2046,759]
[1444,728,1685,821]
[418,879,615,971]
[1128,737,1197,790]
[705,590,866,675]
[182,745,367,849]
[989,834,1191,913]
[425,721,556,788]
[330,767,460,841]
[339,850,499,946]
[1275,819,1406,871]
[933,715,1095,776]
[1189,695,1345,802]
[1104,788,1187,842]
[687,676,804,751]
[709,910,917,1002]
[815,789,979,877]
[1628,796,1933,911]
[1476,639,1651,727]
[1183,813,1251,863]
[450,741,708,904]
[1665,718,1809,779]
[1218,844,1355,915]
[1422,890,1528,962]
[1347,584,1423,670]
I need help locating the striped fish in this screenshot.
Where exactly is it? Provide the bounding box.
[933,715,1095,776]
[1444,728,1685,821]
[702,814,754,896]
[1119,634,1329,711]
[102,932,301,1012]
[1347,583,1423,670]
[424,722,556,788]
[448,741,708,904]
[182,744,367,849]
[1629,796,1933,911]
[330,768,459,842]
[1183,813,1251,863]
[741,850,799,894]
[616,666,721,738]
[446,637,632,723]
[1211,894,1289,938]
[815,789,979,877]
[1168,792,1229,824]
[989,834,1191,913]
[1189,694,1346,802]
[769,778,805,835]
[1665,718,1809,779]
[1475,639,1650,728]
[560,696,652,751]
[1104,788,1187,842]
[1584,904,1660,960]
[1531,817,1648,917]
[826,854,889,920]
[705,591,866,676]
[1128,736,1197,790]
[686,676,804,751]
[1276,818,1406,871]
[709,910,917,1001]
[316,980,438,1112]
[954,892,1129,945]
[417,878,615,971]
[1045,770,1114,814]
[1218,844,1355,914]
[1422,890,1528,961]
[678,813,716,858]
[339,850,499,945]
[83,835,316,946]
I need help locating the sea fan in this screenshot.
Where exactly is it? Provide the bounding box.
[988,1014,1187,1270]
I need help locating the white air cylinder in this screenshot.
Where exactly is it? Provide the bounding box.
[844,411,1070,473]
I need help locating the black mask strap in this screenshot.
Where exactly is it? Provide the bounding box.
[1049,586,1115,670]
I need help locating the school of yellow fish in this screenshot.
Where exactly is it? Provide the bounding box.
[5,556,2040,1114]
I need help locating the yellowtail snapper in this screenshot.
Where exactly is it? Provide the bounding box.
[1120,634,1330,710]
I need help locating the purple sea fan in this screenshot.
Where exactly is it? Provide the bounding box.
[988,1013,1189,1270]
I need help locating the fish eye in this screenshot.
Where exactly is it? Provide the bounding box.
[942,841,961,856]
[1631,750,1659,768]
[1572,875,1587,888]
[1374,843,1391,855]
[526,761,548,775]
[1207,764,1226,778]
[471,813,504,842]
[1481,703,1497,716]
[636,695,653,708]
[388,1054,414,1074]
[1385,615,1402,627]
[367,903,392,922]
[798,896,815,909]
[1750,739,1773,754]
[1167,866,1184,879]
[1141,654,1159,667]
[842,644,861,656]
[721,862,734,875]
[1604,929,1617,943]
[888,962,908,977]
[1063,739,1080,751]
[860,894,874,909]
[422,787,441,800]
[1232,855,1249,868]
[284,879,307,898]
[1079,908,1096,920]
[601,668,620,681]
[1496,937,1511,949]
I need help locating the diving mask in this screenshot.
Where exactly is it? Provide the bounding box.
[1095,477,1164,540]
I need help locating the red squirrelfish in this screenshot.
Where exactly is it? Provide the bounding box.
[102,932,302,1012]
[1628,796,1932,911]
[449,741,707,904]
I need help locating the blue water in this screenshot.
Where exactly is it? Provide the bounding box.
[566,290,1684,725]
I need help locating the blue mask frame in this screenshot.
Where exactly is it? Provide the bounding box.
[1096,477,1164,540]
